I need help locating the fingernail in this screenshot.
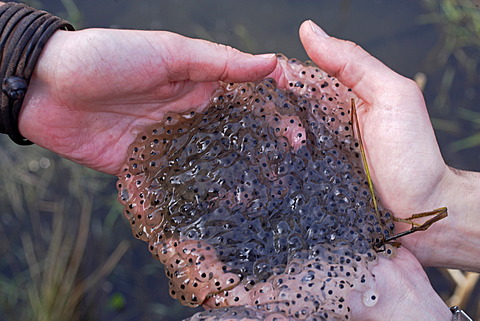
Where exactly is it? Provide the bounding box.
[308,20,329,38]
[255,53,277,59]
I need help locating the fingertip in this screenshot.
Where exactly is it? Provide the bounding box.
[252,52,278,75]
[299,20,340,73]
[227,52,278,82]
[298,20,345,80]
[298,21,406,104]
[254,53,277,60]
[301,20,329,38]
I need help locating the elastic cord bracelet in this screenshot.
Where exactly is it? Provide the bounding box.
[0,2,74,145]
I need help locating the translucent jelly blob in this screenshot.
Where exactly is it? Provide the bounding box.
[117,55,395,320]
[363,289,380,307]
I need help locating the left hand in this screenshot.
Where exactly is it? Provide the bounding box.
[19,28,277,175]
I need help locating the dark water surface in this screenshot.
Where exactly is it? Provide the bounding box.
[2,0,479,320]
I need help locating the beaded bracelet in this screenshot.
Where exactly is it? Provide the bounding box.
[0,2,74,145]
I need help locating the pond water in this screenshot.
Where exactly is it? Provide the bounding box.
[2,0,479,320]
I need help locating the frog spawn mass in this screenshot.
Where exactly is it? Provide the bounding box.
[117,56,396,321]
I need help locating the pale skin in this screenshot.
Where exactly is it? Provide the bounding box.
[4,2,476,318]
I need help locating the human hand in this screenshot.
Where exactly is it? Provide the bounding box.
[293,20,480,271]
[19,28,277,175]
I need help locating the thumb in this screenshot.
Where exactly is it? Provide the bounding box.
[299,20,416,106]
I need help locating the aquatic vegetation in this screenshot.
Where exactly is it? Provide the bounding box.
[0,141,128,321]
[420,0,480,83]
[420,0,480,154]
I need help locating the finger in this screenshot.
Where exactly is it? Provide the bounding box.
[298,20,417,106]
[165,33,277,83]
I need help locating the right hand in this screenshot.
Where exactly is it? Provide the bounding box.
[286,20,480,271]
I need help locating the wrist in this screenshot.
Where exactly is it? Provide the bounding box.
[409,168,480,271]
[0,2,74,145]
[19,29,72,144]
[436,168,480,270]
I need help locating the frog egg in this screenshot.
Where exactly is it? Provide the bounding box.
[156,242,176,264]
[363,288,379,307]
